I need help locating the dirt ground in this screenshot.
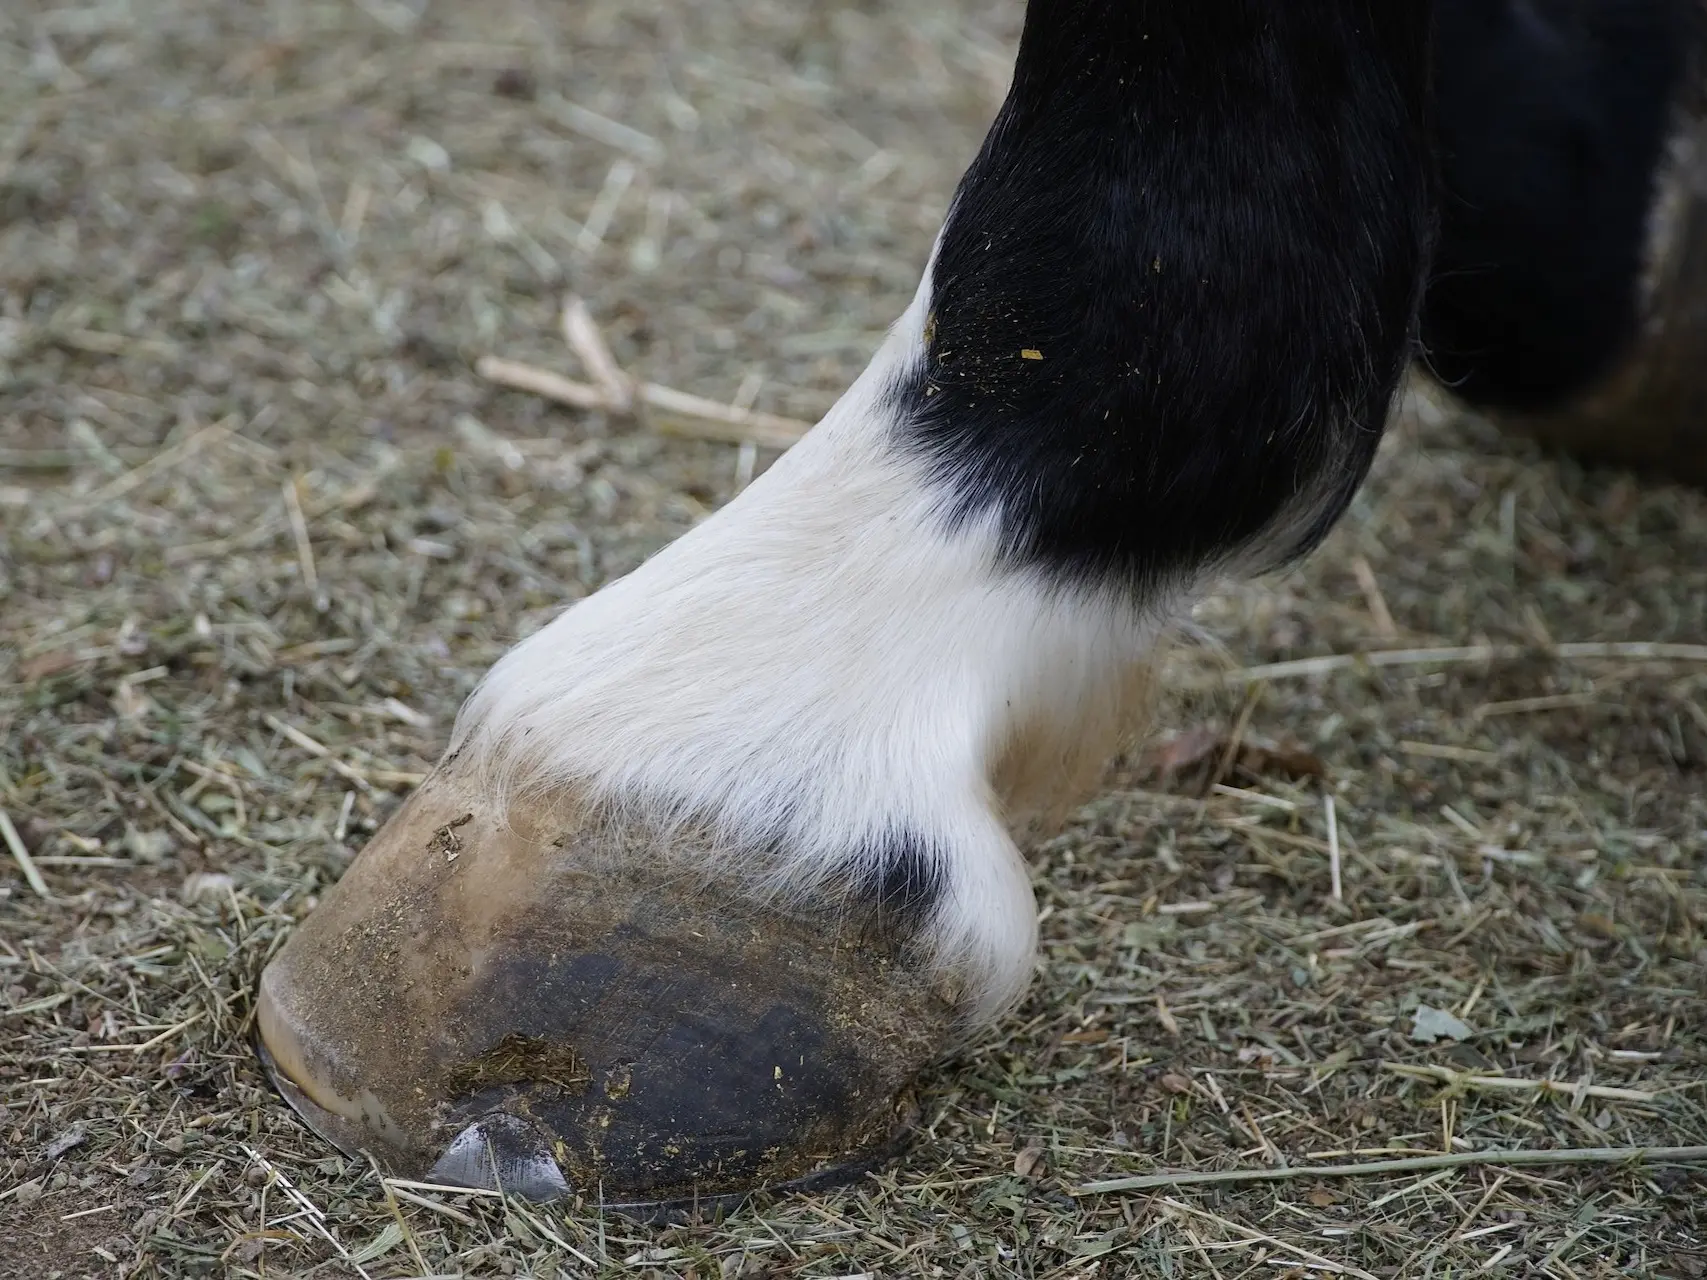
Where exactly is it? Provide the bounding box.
[3,1,1707,1277]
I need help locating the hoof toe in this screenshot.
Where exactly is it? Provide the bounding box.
[256,769,955,1213]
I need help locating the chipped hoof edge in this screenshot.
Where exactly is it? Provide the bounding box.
[256,1029,920,1223]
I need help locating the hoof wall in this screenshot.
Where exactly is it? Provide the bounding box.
[256,770,955,1212]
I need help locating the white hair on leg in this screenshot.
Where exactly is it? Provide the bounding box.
[453,261,1185,1023]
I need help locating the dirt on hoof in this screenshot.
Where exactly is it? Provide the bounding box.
[257,764,957,1210]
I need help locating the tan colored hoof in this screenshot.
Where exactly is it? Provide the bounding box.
[255,761,956,1216]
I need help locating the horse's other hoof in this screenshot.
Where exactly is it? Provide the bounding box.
[255,765,953,1217]
[1490,121,1707,487]
[1426,1,1707,486]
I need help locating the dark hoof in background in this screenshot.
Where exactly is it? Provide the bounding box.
[1491,132,1707,489]
[1423,12,1707,487]
[255,766,956,1220]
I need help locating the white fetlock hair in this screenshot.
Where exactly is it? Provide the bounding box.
[452,259,1182,1024]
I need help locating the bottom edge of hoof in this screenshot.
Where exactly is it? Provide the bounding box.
[256,1030,920,1221]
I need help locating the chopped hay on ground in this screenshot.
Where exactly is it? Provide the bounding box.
[2,0,1706,1276]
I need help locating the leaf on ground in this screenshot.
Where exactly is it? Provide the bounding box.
[1142,725,1222,775]
[1236,736,1328,780]
[1013,1144,1047,1180]
[1411,1005,1474,1043]
[45,1125,86,1160]
[1140,727,1327,782]
[18,651,84,682]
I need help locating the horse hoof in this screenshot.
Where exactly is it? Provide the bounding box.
[1492,125,1707,489]
[255,763,956,1218]
[1447,47,1707,484]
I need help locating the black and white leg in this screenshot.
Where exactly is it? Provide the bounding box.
[257,0,1436,1210]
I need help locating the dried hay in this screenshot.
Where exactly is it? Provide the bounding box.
[2,0,1705,1276]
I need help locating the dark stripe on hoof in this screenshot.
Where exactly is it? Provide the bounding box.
[857,832,945,925]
